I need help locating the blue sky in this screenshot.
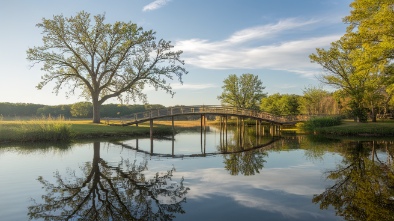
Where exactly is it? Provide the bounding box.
[0,0,352,106]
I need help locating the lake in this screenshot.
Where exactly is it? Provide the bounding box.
[1,125,393,221]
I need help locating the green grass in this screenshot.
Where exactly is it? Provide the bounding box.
[0,118,174,143]
[299,116,342,132]
[70,123,172,139]
[0,118,71,142]
[314,121,394,136]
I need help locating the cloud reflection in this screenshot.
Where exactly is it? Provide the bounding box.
[178,164,329,218]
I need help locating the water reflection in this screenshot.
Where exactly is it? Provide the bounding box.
[313,141,394,221]
[28,142,189,221]
[219,126,269,175]
[224,150,267,176]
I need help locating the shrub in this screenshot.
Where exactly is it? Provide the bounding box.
[301,116,342,132]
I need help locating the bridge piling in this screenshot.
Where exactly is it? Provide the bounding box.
[172,116,175,135]
[150,119,153,154]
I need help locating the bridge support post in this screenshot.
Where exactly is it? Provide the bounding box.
[172,116,175,156]
[258,120,262,143]
[172,135,175,156]
[172,116,175,135]
[200,114,207,155]
[150,119,153,154]
[225,115,228,148]
[200,114,203,150]
[255,120,258,136]
[219,116,223,151]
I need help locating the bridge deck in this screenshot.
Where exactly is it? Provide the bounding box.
[124,105,308,125]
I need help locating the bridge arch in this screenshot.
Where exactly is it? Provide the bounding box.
[125,105,308,125]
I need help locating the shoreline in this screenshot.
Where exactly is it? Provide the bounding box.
[2,119,394,144]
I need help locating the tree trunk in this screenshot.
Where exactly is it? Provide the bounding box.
[370,102,377,122]
[92,97,101,123]
[371,108,377,122]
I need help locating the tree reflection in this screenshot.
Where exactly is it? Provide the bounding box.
[313,141,394,221]
[221,126,269,176]
[28,142,189,221]
[224,149,267,176]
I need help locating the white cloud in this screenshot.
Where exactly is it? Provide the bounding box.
[142,83,216,91]
[174,18,342,78]
[171,83,217,90]
[143,0,171,12]
[227,18,318,44]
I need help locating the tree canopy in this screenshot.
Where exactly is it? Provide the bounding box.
[27,11,187,123]
[343,0,394,71]
[309,40,370,121]
[310,0,394,122]
[217,73,265,110]
[260,93,300,115]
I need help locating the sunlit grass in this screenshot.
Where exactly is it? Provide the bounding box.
[0,116,71,142]
[314,121,394,136]
[0,117,176,143]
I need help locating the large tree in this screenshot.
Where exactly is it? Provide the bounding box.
[343,0,394,72]
[310,40,371,121]
[27,11,187,123]
[217,73,265,110]
[300,86,338,115]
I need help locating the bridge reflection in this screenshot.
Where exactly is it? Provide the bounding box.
[123,105,292,150]
[111,123,282,158]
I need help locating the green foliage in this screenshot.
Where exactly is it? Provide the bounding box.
[309,39,385,121]
[0,102,45,117]
[344,0,394,72]
[0,102,165,119]
[260,93,300,115]
[301,116,342,132]
[310,0,394,122]
[300,86,338,115]
[218,73,266,110]
[70,102,92,117]
[37,105,72,118]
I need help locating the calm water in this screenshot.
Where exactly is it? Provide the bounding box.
[1,126,393,221]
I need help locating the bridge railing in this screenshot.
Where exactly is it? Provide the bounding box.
[128,105,310,124]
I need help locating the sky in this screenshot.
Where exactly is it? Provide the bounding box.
[0,0,353,107]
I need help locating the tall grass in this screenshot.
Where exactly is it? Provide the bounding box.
[0,116,72,142]
[298,116,342,133]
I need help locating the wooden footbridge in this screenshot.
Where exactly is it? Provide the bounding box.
[117,105,309,155]
[125,105,308,125]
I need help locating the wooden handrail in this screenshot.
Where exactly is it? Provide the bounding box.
[126,105,310,125]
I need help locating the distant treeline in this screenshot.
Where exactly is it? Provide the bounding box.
[0,102,165,118]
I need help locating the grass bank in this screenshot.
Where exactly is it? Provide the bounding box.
[0,118,176,143]
[296,115,394,136]
[313,120,394,136]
